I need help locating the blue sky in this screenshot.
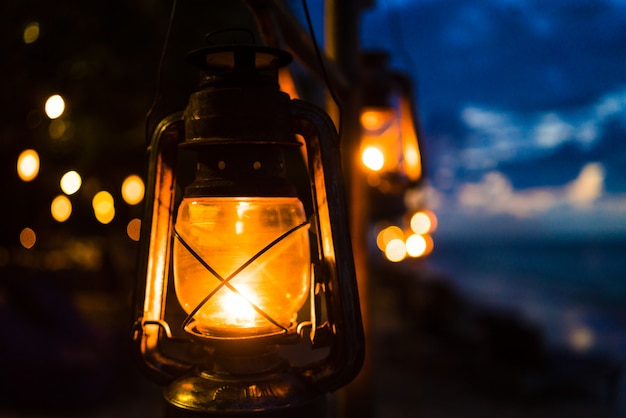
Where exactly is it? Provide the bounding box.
[359,0,626,239]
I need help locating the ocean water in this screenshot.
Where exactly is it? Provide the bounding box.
[425,237,626,362]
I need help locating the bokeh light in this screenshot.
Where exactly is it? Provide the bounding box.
[45,94,65,119]
[17,149,40,182]
[60,170,82,195]
[48,119,67,139]
[385,238,407,262]
[127,218,141,241]
[93,191,115,224]
[406,234,427,258]
[121,175,145,205]
[19,227,37,249]
[376,225,404,251]
[410,211,431,235]
[51,195,72,222]
[362,146,384,171]
[23,22,40,44]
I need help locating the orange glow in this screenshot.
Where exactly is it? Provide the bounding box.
[127,218,141,241]
[121,175,145,205]
[51,195,72,222]
[17,149,40,182]
[360,110,388,131]
[173,197,310,337]
[423,234,434,256]
[376,225,404,251]
[93,191,115,224]
[398,95,422,181]
[360,107,400,174]
[20,227,36,249]
[278,67,299,99]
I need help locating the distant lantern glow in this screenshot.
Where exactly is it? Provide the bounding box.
[20,227,37,249]
[23,22,40,44]
[385,238,407,262]
[121,175,145,205]
[51,195,72,222]
[406,234,427,258]
[361,146,385,171]
[17,149,40,181]
[60,170,82,195]
[127,218,141,241]
[93,191,115,224]
[45,94,65,119]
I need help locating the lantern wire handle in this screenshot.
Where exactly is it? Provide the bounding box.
[174,220,311,335]
[301,0,343,140]
[145,0,178,143]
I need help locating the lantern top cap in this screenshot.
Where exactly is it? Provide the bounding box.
[186,44,292,88]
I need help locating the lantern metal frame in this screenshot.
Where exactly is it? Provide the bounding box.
[132,42,364,416]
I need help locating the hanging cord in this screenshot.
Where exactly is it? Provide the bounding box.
[301,0,343,140]
[145,0,178,141]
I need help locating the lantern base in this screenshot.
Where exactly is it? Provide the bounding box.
[163,371,327,418]
[163,345,327,417]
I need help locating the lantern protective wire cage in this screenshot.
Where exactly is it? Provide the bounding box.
[131,37,364,417]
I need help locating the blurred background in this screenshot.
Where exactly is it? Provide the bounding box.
[1,0,625,417]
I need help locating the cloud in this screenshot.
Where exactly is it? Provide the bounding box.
[565,162,604,207]
[455,162,605,218]
[456,87,626,172]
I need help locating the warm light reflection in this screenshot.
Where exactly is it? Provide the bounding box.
[17,149,40,181]
[361,146,385,171]
[20,227,36,249]
[45,94,65,119]
[60,170,82,195]
[385,238,406,262]
[127,218,141,241]
[51,195,72,222]
[23,22,40,44]
[121,175,145,205]
[93,191,115,224]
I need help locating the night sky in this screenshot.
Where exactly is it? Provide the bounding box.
[360,0,626,240]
